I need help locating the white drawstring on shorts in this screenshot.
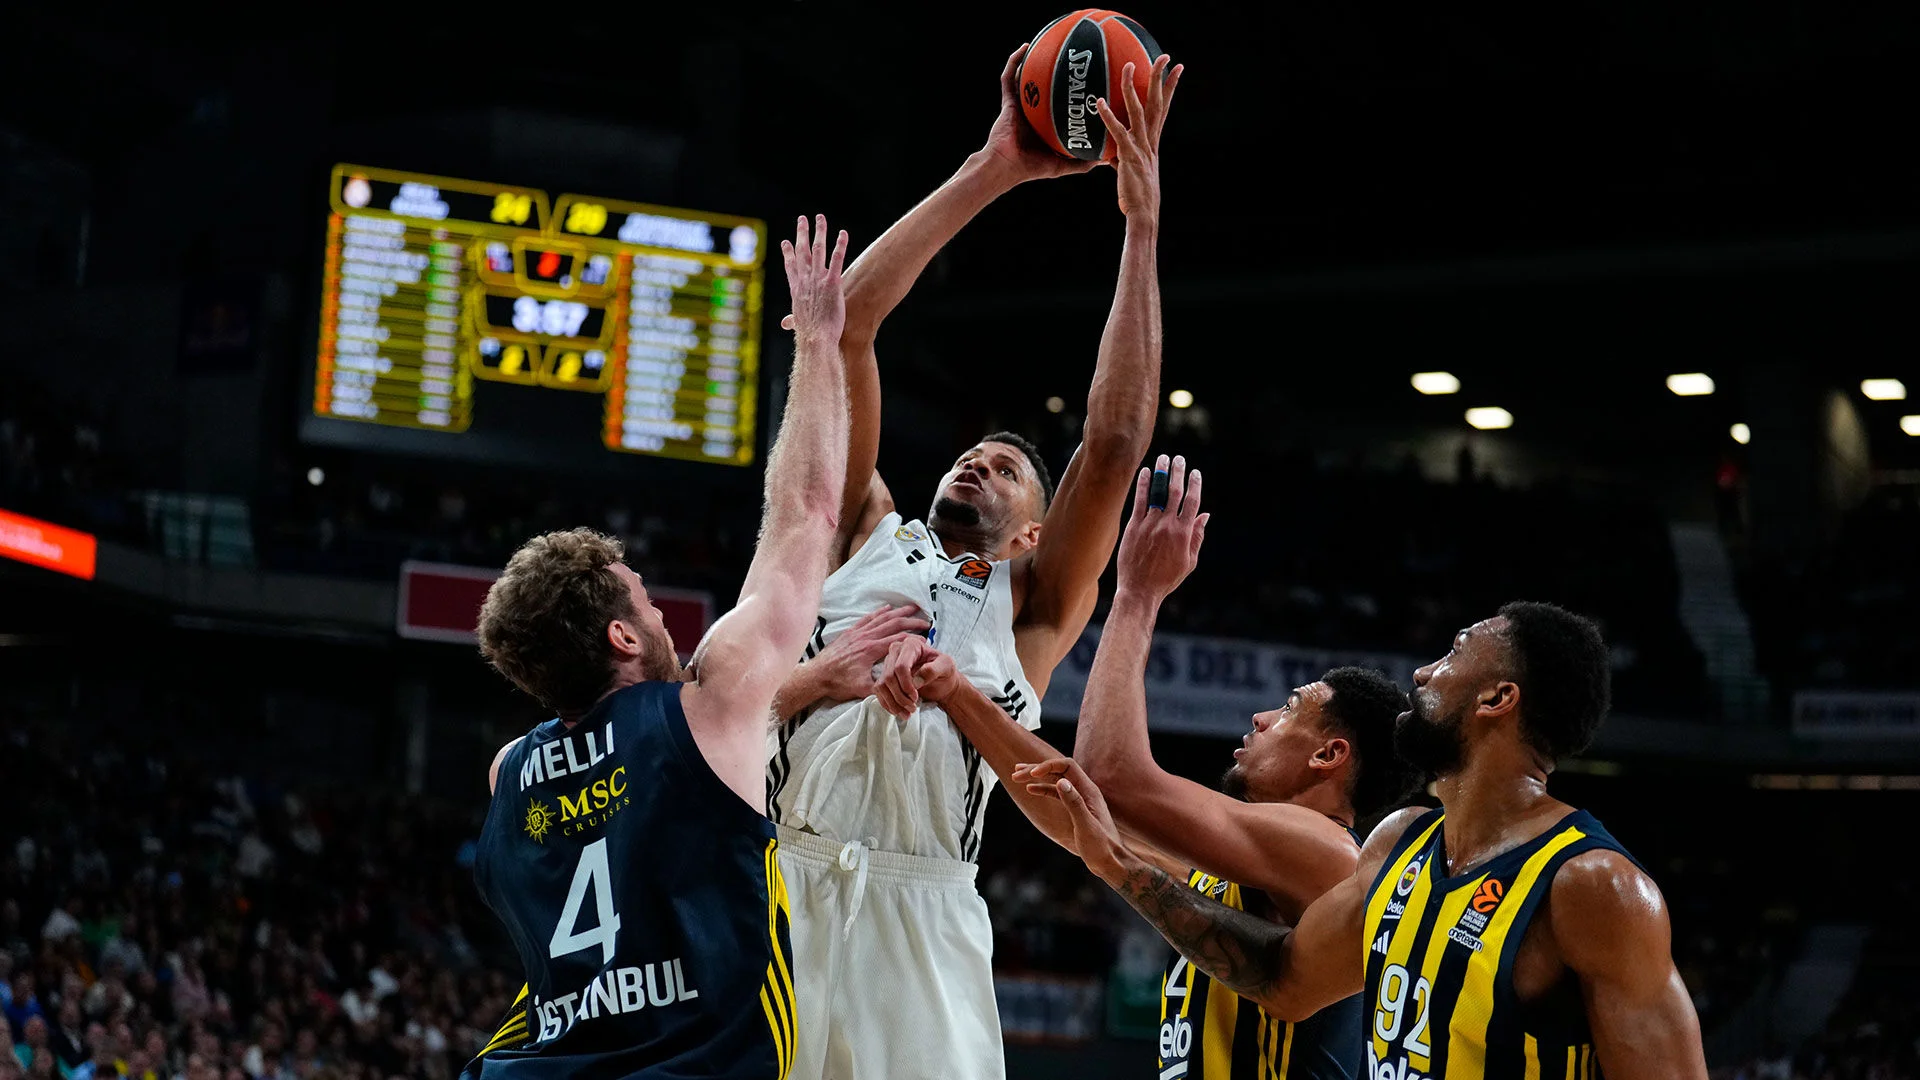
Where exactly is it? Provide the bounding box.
[837,837,875,940]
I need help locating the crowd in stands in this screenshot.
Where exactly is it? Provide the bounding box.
[0,714,516,1080]
[1741,479,1920,691]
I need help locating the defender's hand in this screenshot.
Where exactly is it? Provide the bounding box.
[984,44,1104,183]
[1095,56,1182,220]
[806,605,931,706]
[1014,757,1128,878]
[781,214,850,345]
[874,635,949,720]
[1116,453,1208,602]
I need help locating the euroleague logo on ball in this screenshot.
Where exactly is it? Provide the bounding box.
[1023,81,1041,108]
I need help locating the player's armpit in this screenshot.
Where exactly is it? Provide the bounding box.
[488,738,523,795]
[1013,446,1143,684]
[1552,851,1709,1080]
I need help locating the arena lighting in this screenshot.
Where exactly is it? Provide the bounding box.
[1731,423,1751,444]
[1464,407,1513,430]
[1169,389,1194,409]
[1044,396,1065,414]
[1902,415,1920,436]
[1861,378,1907,400]
[1666,373,1715,396]
[307,467,325,486]
[1411,371,1461,395]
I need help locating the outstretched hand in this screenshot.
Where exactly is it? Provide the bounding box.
[1012,757,1128,878]
[984,43,1105,183]
[873,636,964,720]
[780,214,849,344]
[805,605,931,707]
[1116,452,1208,602]
[1095,55,1182,219]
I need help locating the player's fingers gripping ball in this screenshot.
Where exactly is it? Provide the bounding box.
[1019,10,1166,161]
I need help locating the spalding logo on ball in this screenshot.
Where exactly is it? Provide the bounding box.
[1018,9,1167,161]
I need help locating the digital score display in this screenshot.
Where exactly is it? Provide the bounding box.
[311,165,766,465]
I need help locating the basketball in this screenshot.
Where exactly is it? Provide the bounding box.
[1018,9,1167,161]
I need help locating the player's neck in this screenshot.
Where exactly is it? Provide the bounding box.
[1432,740,1562,873]
[936,527,1004,562]
[1282,783,1355,831]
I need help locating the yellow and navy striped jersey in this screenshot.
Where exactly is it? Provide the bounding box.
[1361,807,1634,1080]
[1158,870,1362,1080]
[468,681,794,1079]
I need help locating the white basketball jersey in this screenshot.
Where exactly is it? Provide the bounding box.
[766,511,1041,862]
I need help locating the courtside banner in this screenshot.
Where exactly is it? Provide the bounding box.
[1792,690,1920,739]
[0,508,98,580]
[396,560,713,660]
[1041,624,1420,735]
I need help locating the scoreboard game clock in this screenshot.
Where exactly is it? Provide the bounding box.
[311,164,766,465]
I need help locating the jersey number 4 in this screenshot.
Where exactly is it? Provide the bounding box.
[550,838,623,964]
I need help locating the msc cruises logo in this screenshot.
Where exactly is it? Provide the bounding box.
[524,799,557,844]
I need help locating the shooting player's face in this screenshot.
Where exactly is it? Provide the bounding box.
[929,442,1044,543]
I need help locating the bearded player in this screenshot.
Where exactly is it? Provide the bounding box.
[761,50,1181,1080]
[1027,597,1710,1078]
[460,215,852,1080]
[874,455,1417,1080]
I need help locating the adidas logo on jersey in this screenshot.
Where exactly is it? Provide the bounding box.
[1373,930,1392,956]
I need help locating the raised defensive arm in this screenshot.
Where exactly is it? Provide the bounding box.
[682,217,850,770]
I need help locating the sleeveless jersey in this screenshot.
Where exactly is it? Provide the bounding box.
[471,682,796,1080]
[765,511,1041,861]
[1360,807,1636,1080]
[1157,866,1363,1079]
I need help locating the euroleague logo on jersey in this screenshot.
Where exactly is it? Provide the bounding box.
[955,559,992,589]
[1471,877,1506,914]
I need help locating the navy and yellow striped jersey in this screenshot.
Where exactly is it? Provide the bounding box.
[1158,869,1363,1080]
[467,681,795,1079]
[1361,807,1635,1080]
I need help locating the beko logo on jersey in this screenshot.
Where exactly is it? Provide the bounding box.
[532,959,700,1041]
[518,720,616,791]
[1366,1046,1432,1080]
[1381,898,1406,922]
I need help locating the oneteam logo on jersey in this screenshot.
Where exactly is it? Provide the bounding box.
[955,558,992,588]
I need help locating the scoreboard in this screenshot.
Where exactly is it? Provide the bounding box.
[310,165,766,466]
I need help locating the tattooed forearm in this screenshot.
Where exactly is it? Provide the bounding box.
[1108,861,1288,1001]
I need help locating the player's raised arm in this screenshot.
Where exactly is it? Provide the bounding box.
[1554,852,1710,1079]
[1054,456,1358,907]
[681,216,851,799]
[815,44,1102,563]
[1015,58,1183,684]
[1034,765,1420,1022]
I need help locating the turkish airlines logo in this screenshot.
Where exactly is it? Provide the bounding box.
[1471,878,1506,914]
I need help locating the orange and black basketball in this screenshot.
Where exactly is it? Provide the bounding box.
[1018,10,1167,161]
